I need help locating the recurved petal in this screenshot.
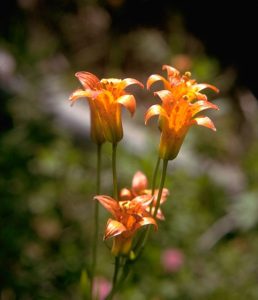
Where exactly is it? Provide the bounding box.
[133,194,153,207]
[160,188,169,203]
[75,71,101,89]
[156,208,165,220]
[69,89,88,104]
[104,218,127,240]
[191,100,219,117]
[117,94,136,116]
[191,116,217,131]
[94,195,119,216]
[146,74,167,89]
[194,83,219,93]
[162,65,180,77]
[154,90,174,104]
[122,78,144,89]
[132,171,148,194]
[138,216,158,230]
[145,104,167,125]
[195,92,208,101]
[69,89,100,105]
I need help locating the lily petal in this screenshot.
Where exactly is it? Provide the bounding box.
[147,74,168,89]
[120,188,132,200]
[194,83,219,93]
[122,78,144,89]
[191,100,219,117]
[145,104,167,125]
[162,65,180,78]
[192,116,217,131]
[104,219,127,240]
[133,195,153,207]
[117,94,136,116]
[94,195,119,217]
[69,89,100,105]
[132,171,148,194]
[75,71,101,89]
[156,208,165,221]
[154,90,174,104]
[138,216,158,230]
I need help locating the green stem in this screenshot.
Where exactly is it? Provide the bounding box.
[134,159,168,257]
[149,156,161,213]
[112,143,118,200]
[90,143,102,299]
[106,256,120,300]
[153,159,168,218]
[151,157,161,196]
[105,143,120,300]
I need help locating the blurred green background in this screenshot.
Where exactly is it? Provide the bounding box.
[1,1,258,299]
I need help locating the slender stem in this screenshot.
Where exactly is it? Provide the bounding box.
[153,159,168,218]
[149,156,161,213]
[134,158,168,257]
[90,143,102,299]
[151,156,161,196]
[96,144,102,194]
[106,256,120,300]
[112,143,118,200]
[106,143,120,300]
[113,257,120,289]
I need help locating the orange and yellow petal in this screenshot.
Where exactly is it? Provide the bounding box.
[145,104,168,125]
[120,188,133,200]
[94,195,119,217]
[117,94,136,116]
[190,100,219,117]
[191,116,217,131]
[121,78,144,89]
[104,218,127,240]
[194,83,219,93]
[147,74,168,90]
[137,216,158,230]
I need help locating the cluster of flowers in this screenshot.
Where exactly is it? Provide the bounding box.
[69,65,219,298]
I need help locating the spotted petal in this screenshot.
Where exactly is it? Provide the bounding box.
[104,219,127,240]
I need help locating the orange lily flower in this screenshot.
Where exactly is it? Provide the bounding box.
[69,72,143,144]
[145,65,219,160]
[95,195,157,256]
[120,171,169,220]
